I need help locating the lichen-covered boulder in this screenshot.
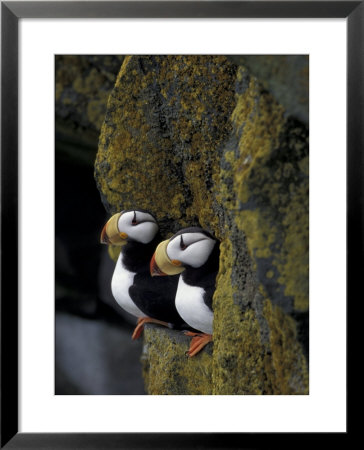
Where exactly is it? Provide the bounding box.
[95,55,236,236]
[94,55,309,395]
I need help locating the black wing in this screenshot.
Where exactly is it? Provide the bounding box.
[129,274,184,326]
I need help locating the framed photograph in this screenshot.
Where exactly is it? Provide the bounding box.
[1,1,357,447]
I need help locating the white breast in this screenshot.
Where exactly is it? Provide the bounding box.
[175,276,213,334]
[111,253,146,318]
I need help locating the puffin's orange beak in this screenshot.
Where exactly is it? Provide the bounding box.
[150,252,167,277]
[100,223,111,244]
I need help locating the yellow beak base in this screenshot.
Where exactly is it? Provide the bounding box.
[100,212,128,246]
[153,239,185,276]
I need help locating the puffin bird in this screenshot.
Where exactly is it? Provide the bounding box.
[150,227,219,357]
[100,209,183,339]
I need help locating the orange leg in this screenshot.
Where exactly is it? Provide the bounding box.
[183,331,212,357]
[132,317,170,340]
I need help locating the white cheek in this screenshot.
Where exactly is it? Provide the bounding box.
[117,212,158,243]
[117,212,133,230]
[184,240,216,267]
[166,240,184,261]
[167,239,216,267]
[128,222,158,243]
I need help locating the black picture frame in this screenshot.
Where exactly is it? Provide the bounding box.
[1,1,358,448]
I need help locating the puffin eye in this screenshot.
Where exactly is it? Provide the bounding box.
[180,235,187,250]
[132,211,138,226]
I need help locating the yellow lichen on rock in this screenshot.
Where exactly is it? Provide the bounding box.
[56,55,124,134]
[263,299,308,394]
[212,64,308,394]
[95,55,237,237]
[226,67,309,314]
[212,239,266,394]
[142,324,212,395]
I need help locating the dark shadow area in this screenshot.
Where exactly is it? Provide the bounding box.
[55,55,145,394]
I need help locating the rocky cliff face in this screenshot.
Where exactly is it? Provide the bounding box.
[94,55,309,395]
[56,55,124,165]
[56,55,124,133]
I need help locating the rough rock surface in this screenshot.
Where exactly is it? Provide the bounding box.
[94,55,309,395]
[56,55,124,165]
[56,55,124,132]
[142,324,212,395]
[228,55,309,125]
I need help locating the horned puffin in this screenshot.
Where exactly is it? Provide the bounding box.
[150,227,219,357]
[100,209,183,339]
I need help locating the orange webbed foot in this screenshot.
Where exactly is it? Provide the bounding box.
[132,317,170,340]
[183,331,212,357]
